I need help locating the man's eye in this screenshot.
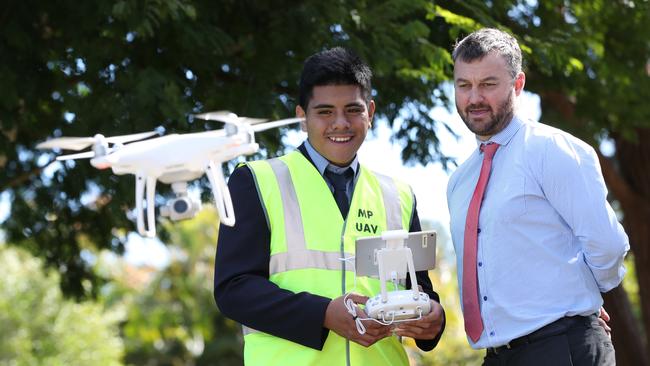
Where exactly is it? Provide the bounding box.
[317,110,332,115]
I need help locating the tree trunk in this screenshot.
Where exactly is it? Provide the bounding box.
[609,128,650,364]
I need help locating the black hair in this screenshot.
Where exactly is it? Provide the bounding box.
[298,47,372,110]
[452,28,522,79]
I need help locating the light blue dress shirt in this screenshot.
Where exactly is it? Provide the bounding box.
[447,116,629,349]
[304,139,359,202]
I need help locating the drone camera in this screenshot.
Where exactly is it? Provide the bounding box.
[160,196,201,221]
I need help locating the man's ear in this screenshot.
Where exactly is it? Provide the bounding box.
[514,72,526,96]
[296,105,307,132]
[367,100,376,128]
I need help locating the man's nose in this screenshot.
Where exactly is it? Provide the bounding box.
[468,87,483,104]
[332,111,350,129]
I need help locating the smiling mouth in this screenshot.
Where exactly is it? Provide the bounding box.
[328,136,353,143]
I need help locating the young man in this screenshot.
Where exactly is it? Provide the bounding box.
[214,47,445,365]
[447,28,629,365]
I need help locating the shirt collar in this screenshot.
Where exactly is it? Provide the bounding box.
[475,115,526,148]
[303,139,359,176]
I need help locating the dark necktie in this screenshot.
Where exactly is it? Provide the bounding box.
[463,142,499,342]
[324,168,353,217]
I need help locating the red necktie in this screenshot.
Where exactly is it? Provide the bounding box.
[463,142,499,342]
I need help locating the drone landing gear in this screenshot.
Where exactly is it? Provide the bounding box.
[135,172,157,238]
[206,161,235,226]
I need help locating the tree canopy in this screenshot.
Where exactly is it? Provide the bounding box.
[1,0,456,295]
[2,1,650,365]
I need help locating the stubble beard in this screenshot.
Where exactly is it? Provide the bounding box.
[457,95,515,138]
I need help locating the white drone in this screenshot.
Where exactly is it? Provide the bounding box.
[37,111,303,237]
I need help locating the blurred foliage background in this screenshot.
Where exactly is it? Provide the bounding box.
[1,0,649,365]
[0,243,124,365]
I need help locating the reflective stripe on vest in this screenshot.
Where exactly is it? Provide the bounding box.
[374,171,403,231]
[265,157,403,274]
[266,158,307,253]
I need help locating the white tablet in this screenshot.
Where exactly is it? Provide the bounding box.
[354,230,437,277]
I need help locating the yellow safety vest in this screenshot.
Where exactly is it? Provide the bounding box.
[243,151,415,366]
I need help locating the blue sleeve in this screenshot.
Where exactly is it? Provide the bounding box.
[538,134,629,291]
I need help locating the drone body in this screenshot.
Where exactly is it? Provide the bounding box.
[99,129,247,180]
[37,112,302,237]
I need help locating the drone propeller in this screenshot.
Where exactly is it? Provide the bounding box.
[56,151,97,161]
[251,117,304,132]
[193,111,268,125]
[105,131,160,144]
[36,136,96,151]
[36,131,159,151]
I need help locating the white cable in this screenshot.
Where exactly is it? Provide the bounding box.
[339,254,357,289]
[344,294,367,335]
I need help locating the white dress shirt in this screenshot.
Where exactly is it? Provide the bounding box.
[447,116,629,348]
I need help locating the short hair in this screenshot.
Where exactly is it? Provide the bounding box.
[452,28,522,79]
[298,47,372,110]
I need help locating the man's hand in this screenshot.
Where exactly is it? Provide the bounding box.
[598,306,612,338]
[393,300,444,340]
[324,293,392,347]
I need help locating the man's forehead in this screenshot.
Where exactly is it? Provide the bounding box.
[308,84,365,103]
[453,54,510,78]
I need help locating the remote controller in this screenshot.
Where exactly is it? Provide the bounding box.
[365,290,431,321]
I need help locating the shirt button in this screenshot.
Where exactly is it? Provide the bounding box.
[483,296,488,301]
[478,262,483,267]
[490,331,495,336]
[477,228,481,234]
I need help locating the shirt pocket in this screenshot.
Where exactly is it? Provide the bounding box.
[495,176,526,223]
